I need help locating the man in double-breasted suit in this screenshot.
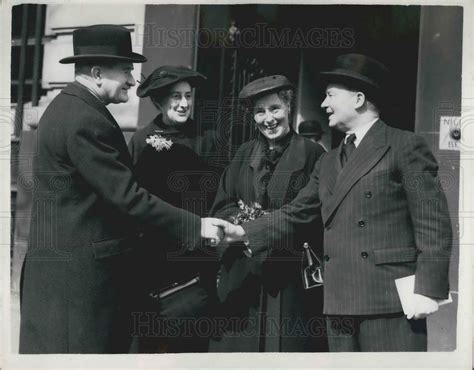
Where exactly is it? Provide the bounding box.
[19,25,224,354]
[218,54,452,352]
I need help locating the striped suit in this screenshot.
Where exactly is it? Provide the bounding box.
[318,119,451,315]
[243,119,452,351]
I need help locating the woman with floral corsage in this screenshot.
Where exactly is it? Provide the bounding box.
[209,75,328,352]
[128,65,218,353]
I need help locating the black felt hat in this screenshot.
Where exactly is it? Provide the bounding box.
[59,24,147,64]
[137,65,206,98]
[238,75,294,100]
[320,53,389,91]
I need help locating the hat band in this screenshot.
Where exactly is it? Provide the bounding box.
[75,45,132,57]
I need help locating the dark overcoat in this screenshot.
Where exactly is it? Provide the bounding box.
[19,82,201,353]
[128,115,219,352]
[208,133,327,352]
[243,120,452,316]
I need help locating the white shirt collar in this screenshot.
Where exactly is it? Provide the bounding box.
[75,76,106,105]
[345,117,379,147]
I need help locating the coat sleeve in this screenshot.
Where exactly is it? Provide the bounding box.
[210,143,253,220]
[210,166,241,220]
[241,152,324,255]
[67,116,201,249]
[399,135,452,299]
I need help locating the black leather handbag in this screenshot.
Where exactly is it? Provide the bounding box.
[301,242,324,289]
[149,275,209,320]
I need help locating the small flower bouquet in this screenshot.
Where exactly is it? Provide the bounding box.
[230,199,267,225]
[146,131,173,152]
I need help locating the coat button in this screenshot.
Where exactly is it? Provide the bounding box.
[361,252,369,258]
[325,225,332,231]
[365,191,372,198]
[358,220,366,227]
[323,255,330,262]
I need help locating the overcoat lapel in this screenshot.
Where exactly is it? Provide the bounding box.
[248,139,265,170]
[247,134,306,204]
[267,134,305,199]
[62,82,119,127]
[325,120,390,224]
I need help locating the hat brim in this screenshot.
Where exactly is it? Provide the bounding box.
[320,71,388,107]
[238,83,294,100]
[59,52,147,64]
[320,71,380,90]
[137,74,206,98]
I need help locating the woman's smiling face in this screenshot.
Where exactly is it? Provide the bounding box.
[253,92,291,141]
[158,81,193,126]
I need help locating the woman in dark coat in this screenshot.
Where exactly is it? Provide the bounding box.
[209,75,328,352]
[128,65,219,353]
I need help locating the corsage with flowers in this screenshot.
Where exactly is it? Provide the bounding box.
[146,130,173,152]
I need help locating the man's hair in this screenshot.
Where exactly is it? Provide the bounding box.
[74,60,121,76]
[341,81,380,112]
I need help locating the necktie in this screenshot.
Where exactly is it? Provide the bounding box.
[341,133,356,167]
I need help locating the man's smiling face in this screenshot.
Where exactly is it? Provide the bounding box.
[100,62,135,104]
[320,83,359,132]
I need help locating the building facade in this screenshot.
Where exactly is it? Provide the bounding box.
[11,4,463,351]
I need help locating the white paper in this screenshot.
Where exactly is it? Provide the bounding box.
[395,275,452,315]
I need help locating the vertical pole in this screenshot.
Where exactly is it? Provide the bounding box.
[31,5,44,107]
[191,5,200,121]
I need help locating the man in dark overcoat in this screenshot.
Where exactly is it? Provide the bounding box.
[217,54,453,352]
[19,24,224,354]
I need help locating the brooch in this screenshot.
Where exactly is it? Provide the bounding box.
[146,130,173,152]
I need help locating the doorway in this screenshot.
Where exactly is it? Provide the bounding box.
[197,4,421,153]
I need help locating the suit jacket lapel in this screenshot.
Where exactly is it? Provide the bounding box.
[325,120,390,224]
[324,141,343,196]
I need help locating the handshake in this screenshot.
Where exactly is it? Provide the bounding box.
[201,217,247,245]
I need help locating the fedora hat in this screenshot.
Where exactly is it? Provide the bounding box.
[137,65,206,98]
[320,53,389,91]
[59,24,147,64]
[239,75,294,100]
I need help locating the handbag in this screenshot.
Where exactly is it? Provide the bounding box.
[301,242,323,289]
[148,275,209,320]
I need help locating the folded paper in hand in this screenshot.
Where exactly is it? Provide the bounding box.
[395,275,452,315]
